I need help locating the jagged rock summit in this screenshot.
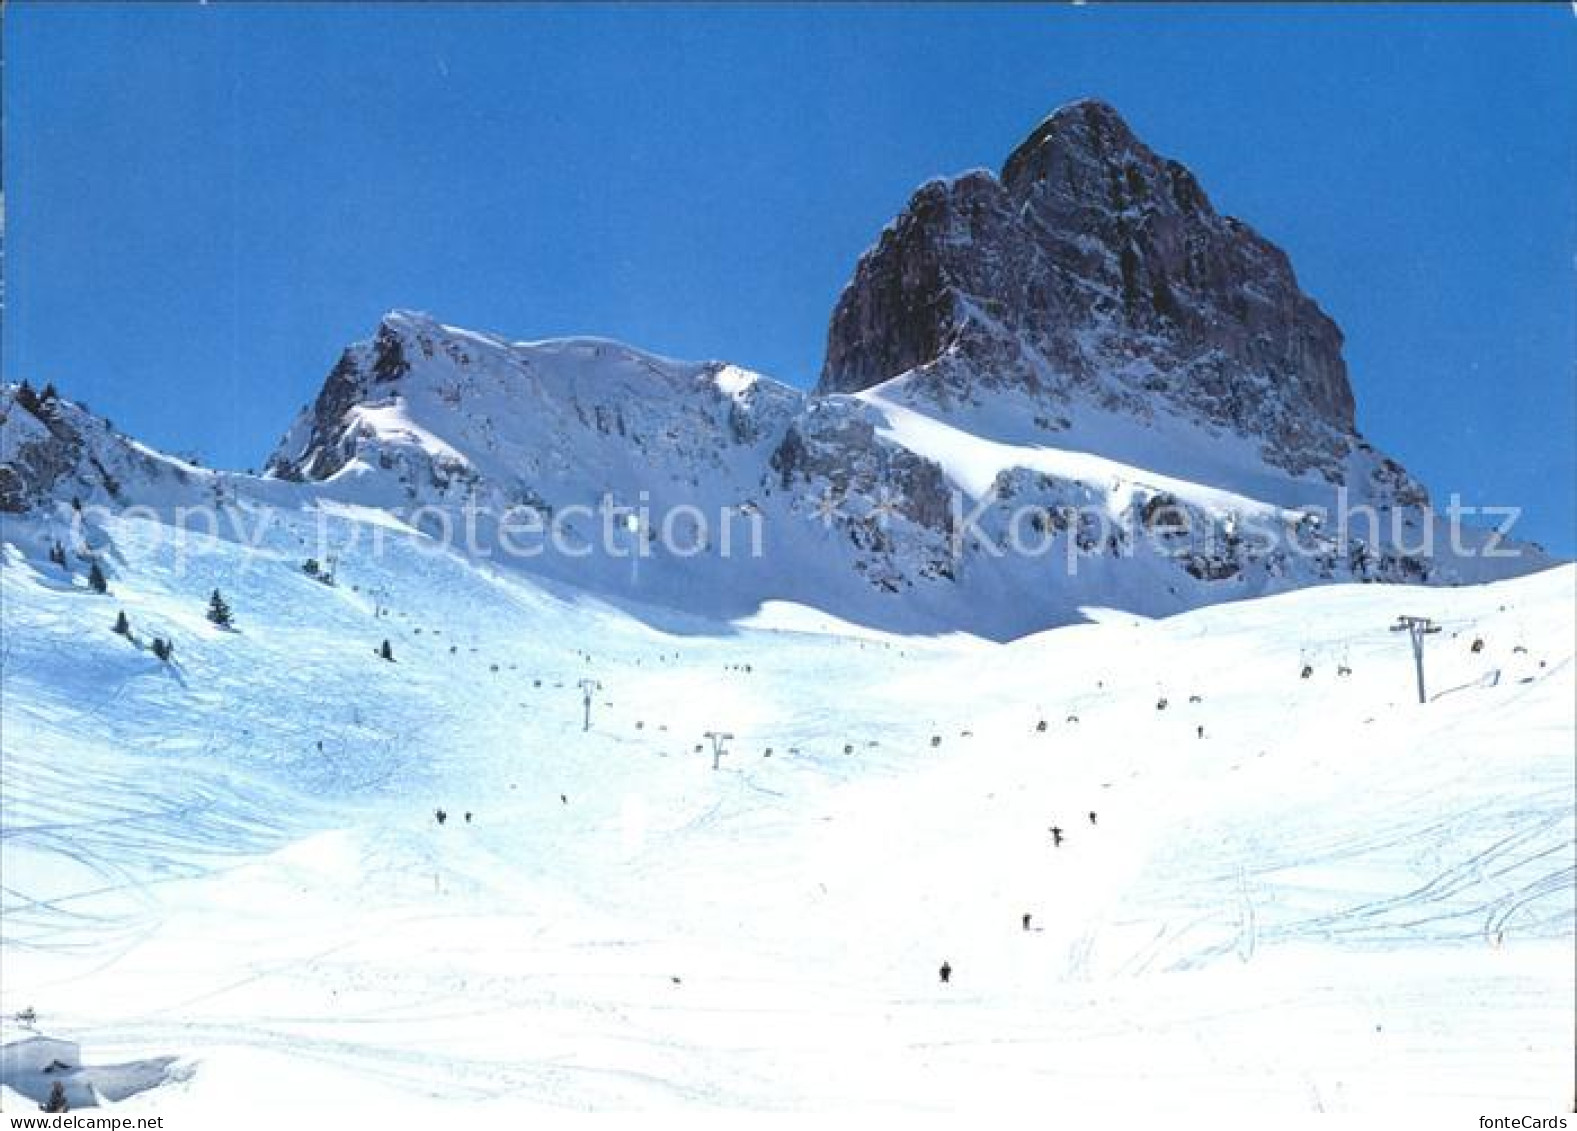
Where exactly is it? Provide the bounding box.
[819,99,1364,483]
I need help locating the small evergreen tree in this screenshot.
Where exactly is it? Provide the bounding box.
[15,380,40,415]
[151,637,173,662]
[113,610,130,636]
[206,589,233,629]
[48,541,67,568]
[303,558,320,577]
[87,560,108,594]
[378,639,395,662]
[40,382,59,404]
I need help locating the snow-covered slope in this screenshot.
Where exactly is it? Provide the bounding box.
[1,500,1571,1112]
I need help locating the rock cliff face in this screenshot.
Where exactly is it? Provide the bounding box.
[267,321,413,483]
[819,99,1364,482]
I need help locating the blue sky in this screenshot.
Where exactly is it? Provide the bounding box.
[6,3,1574,552]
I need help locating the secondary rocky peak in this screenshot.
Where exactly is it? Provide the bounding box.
[264,310,808,494]
[818,98,1358,479]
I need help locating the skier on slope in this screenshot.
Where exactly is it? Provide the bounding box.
[938,960,952,985]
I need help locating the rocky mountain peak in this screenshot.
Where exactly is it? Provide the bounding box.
[999,98,1147,188]
[818,98,1358,480]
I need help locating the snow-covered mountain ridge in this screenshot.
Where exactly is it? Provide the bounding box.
[1,99,1557,638]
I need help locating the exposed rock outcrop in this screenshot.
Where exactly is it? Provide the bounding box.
[819,99,1370,483]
